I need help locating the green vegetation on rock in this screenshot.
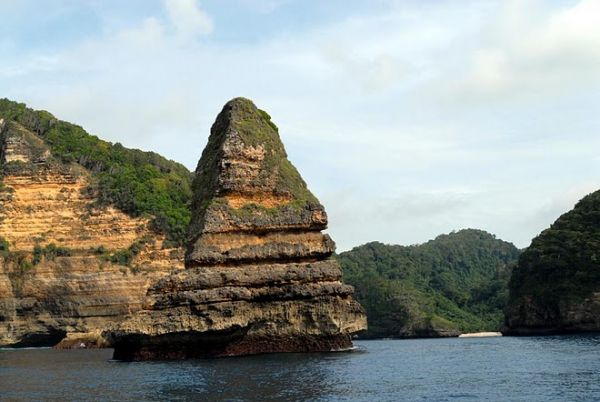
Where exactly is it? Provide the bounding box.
[338,229,520,338]
[507,190,600,319]
[0,236,9,258]
[88,237,153,267]
[191,97,316,208]
[0,99,192,244]
[189,97,319,236]
[32,243,73,265]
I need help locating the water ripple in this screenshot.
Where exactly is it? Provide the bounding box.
[1,335,600,401]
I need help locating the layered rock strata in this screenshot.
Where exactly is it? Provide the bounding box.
[0,118,183,347]
[107,97,366,360]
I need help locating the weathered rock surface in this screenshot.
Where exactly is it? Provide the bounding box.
[505,190,600,335]
[0,116,183,347]
[106,98,366,360]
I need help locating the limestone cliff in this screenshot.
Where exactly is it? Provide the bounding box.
[106,98,366,360]
[505,190,600,335]
[0,105,186,347]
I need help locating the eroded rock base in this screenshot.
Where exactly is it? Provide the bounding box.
[113,332,353,361]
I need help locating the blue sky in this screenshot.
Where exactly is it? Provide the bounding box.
[1,0,600,250]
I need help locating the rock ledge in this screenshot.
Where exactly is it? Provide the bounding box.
[106,98,366,359]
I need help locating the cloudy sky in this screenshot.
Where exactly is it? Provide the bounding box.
[1,0,599,251]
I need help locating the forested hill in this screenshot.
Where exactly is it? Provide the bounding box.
[506,190,600,334]
[338,229,521,338]
[0,99,192,245]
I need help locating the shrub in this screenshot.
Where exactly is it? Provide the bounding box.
[32,244,43,265]
[90,245,107,255]
[19,259,33,273]
[0,236,9,257]
[42,243,72,260]
[31,243,73,263]
[109,249,134,266]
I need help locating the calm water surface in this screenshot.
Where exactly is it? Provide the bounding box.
[2,336,600,401]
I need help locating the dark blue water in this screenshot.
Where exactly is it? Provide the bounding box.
[1,336,600,401]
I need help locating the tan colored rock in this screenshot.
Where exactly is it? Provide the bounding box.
[107,98,366,360]
[0,120,184,347]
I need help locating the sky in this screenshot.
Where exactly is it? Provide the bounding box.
[1,0,599,251]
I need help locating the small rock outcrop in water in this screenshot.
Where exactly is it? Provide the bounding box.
[107,98,367,360]
[505,190,600,335]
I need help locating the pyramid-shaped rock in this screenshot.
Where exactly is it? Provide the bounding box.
[107,98,366,360]
[186,97,334,266]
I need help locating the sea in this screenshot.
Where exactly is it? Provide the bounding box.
[1,335,600,401]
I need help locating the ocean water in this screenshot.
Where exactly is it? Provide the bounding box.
[1,335,600,401]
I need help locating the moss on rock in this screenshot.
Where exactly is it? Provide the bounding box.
[188,97,321,240]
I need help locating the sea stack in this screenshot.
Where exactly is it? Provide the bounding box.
[107,97,366,360]
[505,190,600,335]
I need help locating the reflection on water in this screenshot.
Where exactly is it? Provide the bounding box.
[2,335,600,401]
[0,347,357,402]
[147,352,351,401]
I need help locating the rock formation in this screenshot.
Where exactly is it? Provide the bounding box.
[0,104,185,347]
[505,190,600,335]
[106,97,367,360]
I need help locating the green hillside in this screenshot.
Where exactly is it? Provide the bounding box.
[506,190,600,332]
[0,99,192,245]
[338,229,520,338]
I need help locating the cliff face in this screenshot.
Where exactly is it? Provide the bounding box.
[505,190,600,335]
[0,114,184,347]
[107,98,366,360]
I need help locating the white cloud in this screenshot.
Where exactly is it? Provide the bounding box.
[163,0,213,38]
[452,0,600,99]
[236,0,291,14]
[3,0,600,251]
[117,17,166,47]
[320,42,406,93]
